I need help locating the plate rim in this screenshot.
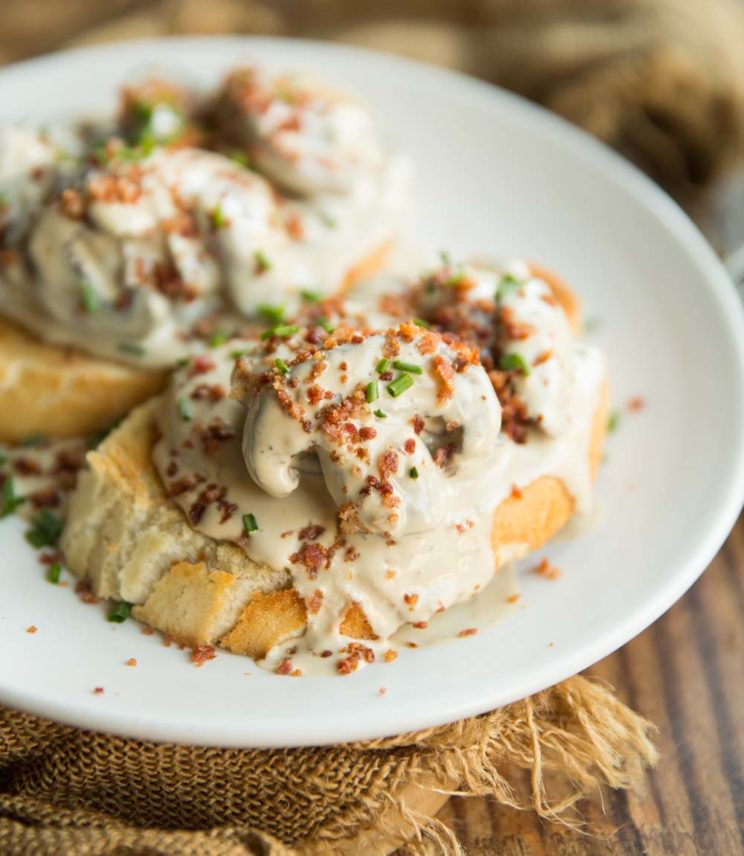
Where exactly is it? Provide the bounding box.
[1,34,744,747]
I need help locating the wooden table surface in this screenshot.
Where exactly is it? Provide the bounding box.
[435,177,744,854]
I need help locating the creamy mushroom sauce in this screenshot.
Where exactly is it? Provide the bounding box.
[152,262,605,675]
[0,67,410,368]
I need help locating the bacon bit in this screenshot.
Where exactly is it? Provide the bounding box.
[403,592,419,608]
[359,427,377,441]
[500,305,535,340]
[417,331,439,355]
[413,621,428,629]
[507,594,521,604]
[92,687,104,695]
[188,502,206,525]
[432,355,456,404]
[0,249,18,267]
[26,625,38,634]
[290,542,328,576]
[627,395,646,412]
[190,383,226,402]
[306,589,324,615]
[534,557,561,580]
[412,414,425,435]
[533,349,553,367]
[39,551,61,566]
[59,187,85,219]
[433,443,455,469]
[163,634,173,648]
[510,484,523,500]
[320,650,333,658]
[385,569,396,580]
[378,687,387,696]
[337,657,357,675]
[403,438,416,455]
[298,524,325,541]
[142,627,155,636]
[188,354,216,377]
[191,644,217,667]
[378,449,399,480]
[406,642,418,649]
[75,581,99,604]
[458,627,479,638]
[383,649,398,663]
[125,658,137,667]
[284,211,304,240]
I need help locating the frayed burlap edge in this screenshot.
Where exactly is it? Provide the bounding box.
[0,675,658,856]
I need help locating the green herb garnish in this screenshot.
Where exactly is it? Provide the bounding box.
[300,289,321,303]
[392,360,423,375]
[387,374,414,398]
[242,513,259,534]
[46,563,62,584]
[230,349,248,360]
[317,317,334,334]
[373,409,387,419]
[0,450,6,467]
[413,318,430,329]
[229,149,250,167]
[178,398,193,422]
[495,274,521,300]
[366,380,379,403]
[25,509,63,548]
[80,282,100,314]
[261,324,299,341]
[439,250,452,267]
[259,304,285,325]
[108,601,132,623]
[21,435,46,448]
[318,210,337,228]
[254,250,272,273]
[208,329,229,348]
[212,204,227,229]
[118,342,146,358]
[375,358,390,374]
[608,411,621,433]
[409,467,419,479]
[274,357,289,374]
[499,352,530,376]
[1,478,25,518]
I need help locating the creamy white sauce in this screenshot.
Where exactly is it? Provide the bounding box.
[0,70,410,368]
[151,276,604,675]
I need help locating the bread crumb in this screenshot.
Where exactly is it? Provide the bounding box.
[458,627,478,637]
[507,594,520,604]
[26,625,38,634]
[534,557,561,580]
[92,686,104,695]
[125,658,137,667]
[378,687,387,696]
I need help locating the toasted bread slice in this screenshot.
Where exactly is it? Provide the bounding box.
[0,317,166,442]
[61,375,607,660]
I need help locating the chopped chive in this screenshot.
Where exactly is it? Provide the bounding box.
[1,477,25,518]
[317,317,334,333]
[387,373,414,398]
[229,149,250,167]
[259,304,285,324]
[80,282,100,314]
[212,204,227,229]
[118,342,146,358]
[392,360,423,375]
[242,513,259,534]
[499,352,530,376]
[0,450,6,466]
[373,409,387,419]
[274,357,289,374]
[254,250,272,273]
[178,398,193,422]
[230,349,248,360]
[409,466,419,479]
[25,509,63,548]
[175,357,190,368]
[366,380,379,403]
[208,329,229,348]
[318,210,337,228]
[300,289,321,303]
[261,324,299,341]
[608,411,621,433]
[46,563,62,584]
[443,271,465,287]
[495,274,522,300]
[439,250,452,267]
[108,601,132,623]
[20,434,46,448]
[413,318,430,329]
[376,358,390,374]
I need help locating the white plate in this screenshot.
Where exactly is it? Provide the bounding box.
[1,37,744,748]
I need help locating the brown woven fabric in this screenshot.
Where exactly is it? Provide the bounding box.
[0,676,658,855]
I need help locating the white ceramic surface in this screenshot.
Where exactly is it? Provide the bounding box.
[1,37,743,748]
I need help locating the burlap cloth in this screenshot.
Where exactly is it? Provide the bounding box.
[3,0,741,851]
